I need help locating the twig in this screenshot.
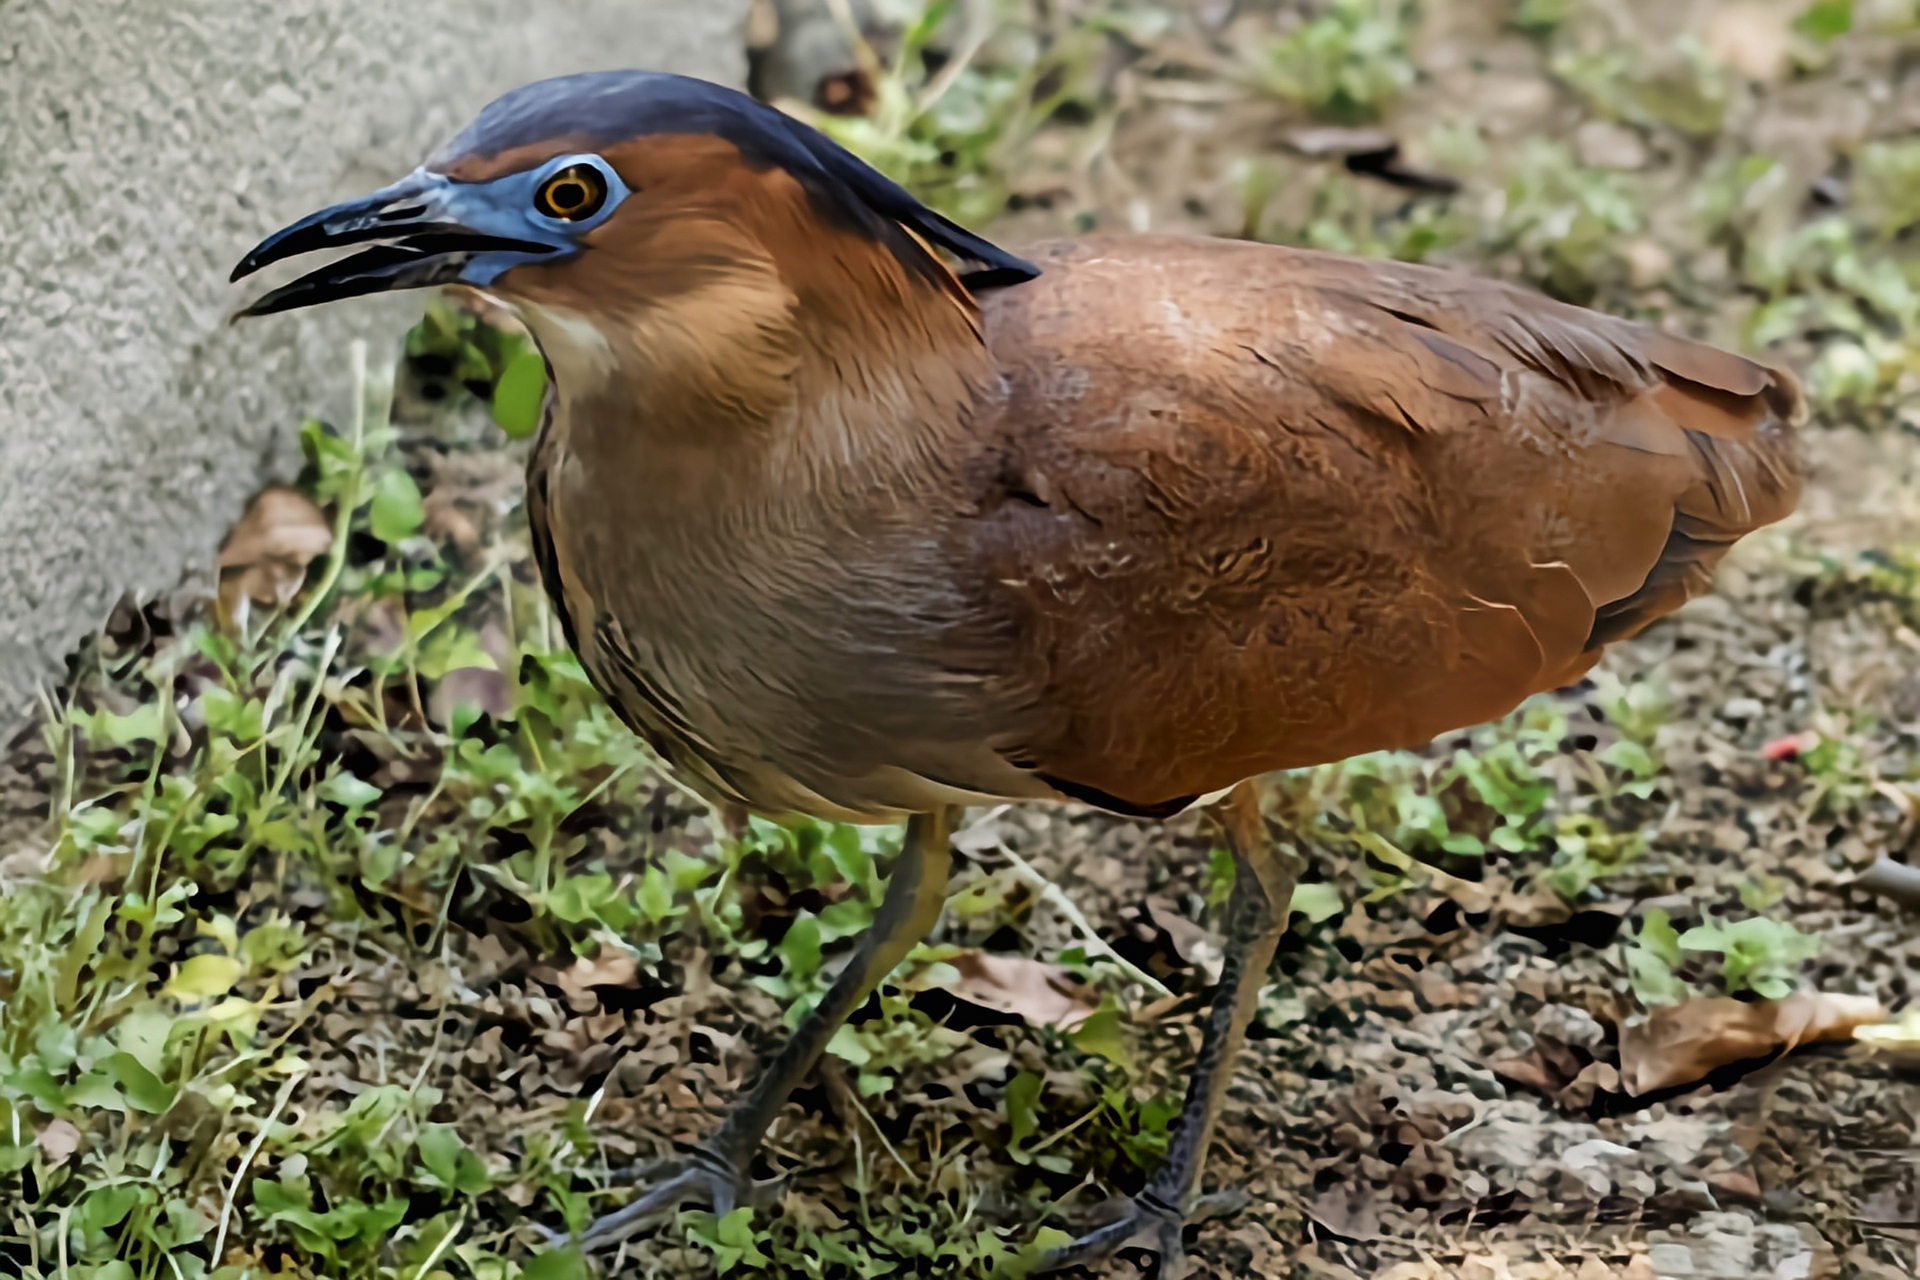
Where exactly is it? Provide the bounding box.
[957,810,1174,998]
[1855,856,1920,912]
[820,0,883,86]
[211,1067,305,1266]
[279,339,369,644]
[372,1010,448,1149]
[412,1209,464,1279]
[825,1063,917,1184]
[914,12,990,117]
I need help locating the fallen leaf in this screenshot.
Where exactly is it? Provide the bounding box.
[1308,1182,1385,1242]
[35,1118,82,1167]
[1854,1006,1920,1069]
[557,948,639,992]
[167,953,246,1001]
[1141,896,1225,984]
[429,666,514,727]
[940,950,1094,1031]
[217,486,332,623]
[1617,992,1886,1094]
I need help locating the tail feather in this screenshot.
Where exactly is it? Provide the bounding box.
[1587,360,1804,648]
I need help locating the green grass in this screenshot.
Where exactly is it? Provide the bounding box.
[0,349,1170,1279]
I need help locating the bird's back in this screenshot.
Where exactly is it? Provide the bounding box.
[960,234,1802,815]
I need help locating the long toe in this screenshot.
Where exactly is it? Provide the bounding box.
[1037,1191,1187,1277]
[1037,1187,1249,1278]
[541,1149,766,1252]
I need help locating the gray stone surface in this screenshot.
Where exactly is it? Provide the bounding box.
[0,0,746,719]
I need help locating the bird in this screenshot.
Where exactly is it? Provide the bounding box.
[232,70,1804,1273]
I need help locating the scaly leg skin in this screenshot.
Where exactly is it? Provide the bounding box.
[1040,781,1296,1278]
[551,806,957,1251]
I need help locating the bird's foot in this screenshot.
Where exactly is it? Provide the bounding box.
[539,1148,781,1252]
[1037,1187,1248,1277]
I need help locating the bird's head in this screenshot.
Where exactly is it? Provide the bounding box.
[233,72,1036,400]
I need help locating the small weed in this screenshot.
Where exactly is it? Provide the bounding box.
[1276,676,1668,904]
[398,294,549,439]
[1626,906,1826,1003]
[1251,0,1420,124]
[0,351,1051,1278]
[1490,139,1644,305]
[805,0,1109,227]
[1550,38,1729,139]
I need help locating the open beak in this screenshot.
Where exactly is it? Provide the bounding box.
[230,171,557,317]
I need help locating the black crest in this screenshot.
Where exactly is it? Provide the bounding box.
[434,71,1041,292]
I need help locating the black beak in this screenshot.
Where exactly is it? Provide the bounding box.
[230,171,557,318]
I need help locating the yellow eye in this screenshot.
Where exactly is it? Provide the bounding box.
[534,164,608,221]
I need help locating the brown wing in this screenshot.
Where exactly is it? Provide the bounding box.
[966,235,1803,814]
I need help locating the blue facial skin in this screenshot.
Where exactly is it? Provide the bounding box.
[424,152,633,285]
[230,151,632,314]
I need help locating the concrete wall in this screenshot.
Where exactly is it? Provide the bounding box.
[0,0,746,718]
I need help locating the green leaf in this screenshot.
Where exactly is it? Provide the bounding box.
[76,1183,143,1233]
[1005,1069,1043,1154]
[1794,0,1852,40]
[822,824,873,888]
[825,1022,871,1066]
[688,1206,769,1275]
[636,865,677,925]
[104,1052,177,1114]
[318,771,382,810]
[1067,1006,1128,1068]
[167,953,244,1001]
[779,913,823,983]
[491,346,549,440]
[369,467,425,544]
[68,1071,125,1112]
[1288,882,1345,924]
[417,1123,491,1195]
[199,687,265,741]
[1638,909,1683,968]
[417,1123,463,1185]
[522,1248,590,1280]
[80,702,164,749]
[115,1004,174,1076]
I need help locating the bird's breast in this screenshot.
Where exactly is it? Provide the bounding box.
[532,413,1038,820]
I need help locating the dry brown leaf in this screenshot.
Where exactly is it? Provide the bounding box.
[35,1118,82,1167]
[941,950,1094,1031]
[1142,895,1225,983]
[1307,1182,1386,1242]
[543,948,640,1004]
[217,486,332,622]
[1618,993,1887,1095]
[1854,1006,1920,1070]
[428,666,514,727]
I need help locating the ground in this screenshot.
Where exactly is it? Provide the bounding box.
[4,1,1920,1278]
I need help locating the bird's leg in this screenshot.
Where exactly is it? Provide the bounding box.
[1040,781,1295,1277]
[560,806,957,1251]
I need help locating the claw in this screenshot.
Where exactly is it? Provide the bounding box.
[540,1148,781,1252]
[1037,1187,1249,1277]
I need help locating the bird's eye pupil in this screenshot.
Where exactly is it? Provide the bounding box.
[536,164,608,221]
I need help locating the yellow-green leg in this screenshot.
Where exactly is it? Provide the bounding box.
[1040,782,1295,1276]
[561,806,956,1250]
